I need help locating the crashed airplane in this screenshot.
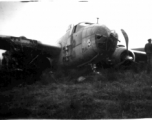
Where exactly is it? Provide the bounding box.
[0,22,146,75]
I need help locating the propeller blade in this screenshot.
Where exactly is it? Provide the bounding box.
[121,29,129,51]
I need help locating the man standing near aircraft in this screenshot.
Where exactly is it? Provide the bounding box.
[145,39,152,73]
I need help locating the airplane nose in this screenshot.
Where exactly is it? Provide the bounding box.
[95,33,118,54]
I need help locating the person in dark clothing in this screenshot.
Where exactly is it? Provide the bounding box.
[145,39,152,73]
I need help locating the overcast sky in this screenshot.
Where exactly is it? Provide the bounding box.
[0,0,152,49]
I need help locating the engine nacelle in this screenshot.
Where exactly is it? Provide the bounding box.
[112,47,135,65]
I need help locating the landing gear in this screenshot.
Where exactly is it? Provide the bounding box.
[90,63,100,74]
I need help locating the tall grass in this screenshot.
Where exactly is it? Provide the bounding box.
[0,67,152,118]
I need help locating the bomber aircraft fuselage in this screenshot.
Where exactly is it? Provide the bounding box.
[0,22,138,74]
[58,22,118,68]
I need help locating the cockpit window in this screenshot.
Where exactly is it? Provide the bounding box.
[73,22,94,33]
[66,25,72,32]
[74,25,84,33]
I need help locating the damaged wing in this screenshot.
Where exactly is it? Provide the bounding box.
[0,35,61,71]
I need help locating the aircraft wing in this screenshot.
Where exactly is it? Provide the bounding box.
[131,48,147,62]
[132,47,145,52]
[36,43,61,58]
[0,35,61,58]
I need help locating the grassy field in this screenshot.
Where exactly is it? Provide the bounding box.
[0,66,152,119]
